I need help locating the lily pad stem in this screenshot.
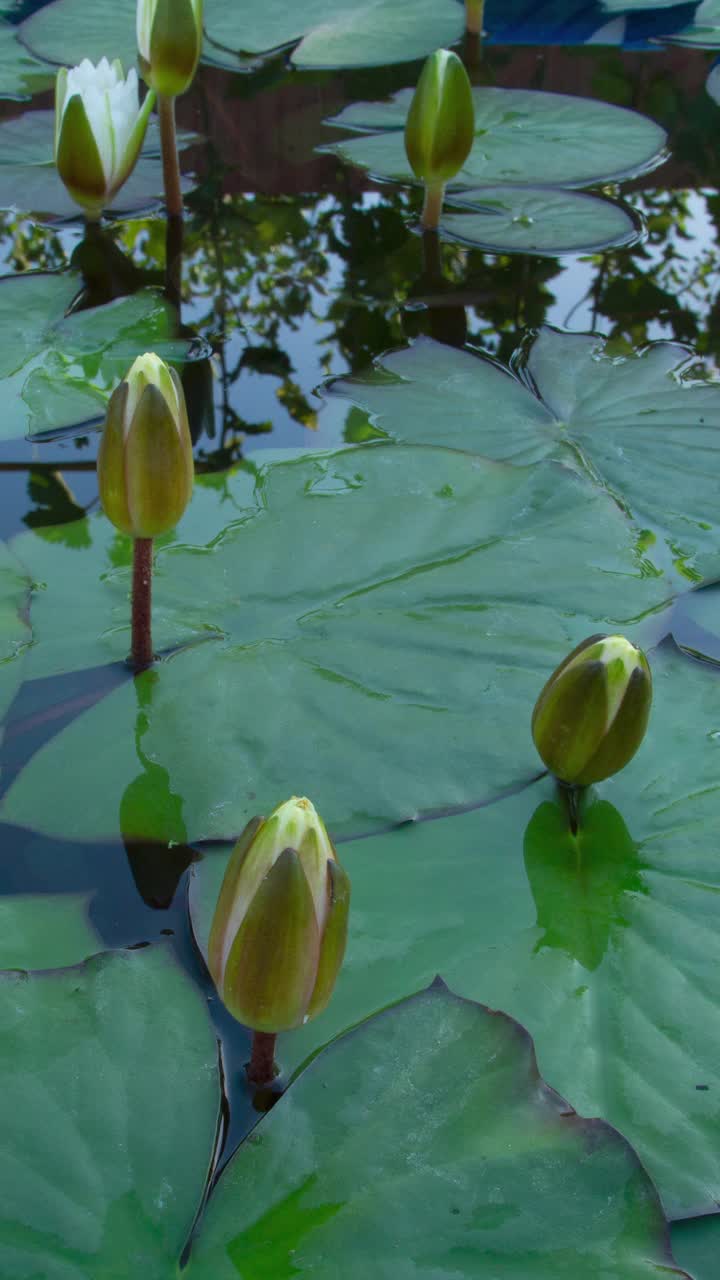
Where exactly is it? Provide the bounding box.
[466,0,484,35]
[131,537,154,672]
[158,94,183,218]
[248,1031,277,1087]
[421,182,445,231]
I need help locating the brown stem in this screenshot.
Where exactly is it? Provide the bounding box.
[247,1031,277,1086]
[421,182,445,231]
[158,94,183,218]
[165,212,184,312]
[131,537,154,672]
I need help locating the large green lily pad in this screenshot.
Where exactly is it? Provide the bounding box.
[21,0,464,71]
[187,983,688,1279]
[1,445,671,842]
[0,18,54,99]
[0,893,98,969]
[327,328,720,581]
[0,109,196,220]
[0,271,185,441]
[672,1216,720,1280]
[323,87,667,188]
[0,945,219,1279]
[660,0,720,47]
[204,0,465,69]
[442,186,640,255]
[190,642,720,1218]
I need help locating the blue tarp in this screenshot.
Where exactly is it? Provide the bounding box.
[484,1,700,48]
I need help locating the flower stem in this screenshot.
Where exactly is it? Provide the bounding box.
[131,537,154,672]
[557,780,582,836]
[158,94,183,218]
[466,0,484,35]
[247,1031,277,1087]
[421,182,445,231]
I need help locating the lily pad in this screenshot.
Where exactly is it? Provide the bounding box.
[187,982,688,1280]
[1,445,671,842]
[204,0,464,69]
[0,109,196,220]
[0,18,54,99]
[442,186,640,255]
[189,642,720,1218]
[326,328,720,581]
[0,271,185,441]
[661,0,720,47]
[672,1216,720,1280]
[0,945,219,1279]
[0,893,98,969]
[323,87,667,189]
[20,0,141,69]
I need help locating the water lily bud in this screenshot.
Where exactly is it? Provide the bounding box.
[405,49,475,188]
[137,0,203,98]
[97,352,194,539]
[55,58,155,218]
[531,634,652,786]
[208,797,351,1033]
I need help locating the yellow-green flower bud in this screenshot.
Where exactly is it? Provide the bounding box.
[55,58,155,218]
[137,0,203,98]
[208,797,351,1033]
[97,352,194,539]
[531,634,652,786]
[404,49,475,189]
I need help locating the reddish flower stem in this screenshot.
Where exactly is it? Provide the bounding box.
[131,537,154,672]
[158,94,183,218]
[247,1032,277,1086]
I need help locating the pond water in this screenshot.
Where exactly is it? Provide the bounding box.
[2,0,720,1276]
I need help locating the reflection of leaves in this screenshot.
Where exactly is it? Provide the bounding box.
[524,796,646,972]
[23,469,90,548]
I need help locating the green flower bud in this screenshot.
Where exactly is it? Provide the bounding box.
[97,352,194,539]
[55,58,155,218]
[137,0,203,98]
[531,634,652,786]
[404,49,475,189]
[208,797,351,1033]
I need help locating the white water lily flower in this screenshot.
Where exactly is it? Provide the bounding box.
[54,57,155,218]
[137,0,203,98]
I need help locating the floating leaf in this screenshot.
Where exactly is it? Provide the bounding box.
[660,0,720,47]
[203,0,465,69]
[0,946,219,1279]
[189,642,720,1219]
[2,445,671,842]
[442,186,640,255]
[0,18,54,99]
[672,1216,720,1280]
[187,982,688,1279]
[0,893,98,969]
[323,87,667,188]
[327,328,720,580]
[0,271,185,441]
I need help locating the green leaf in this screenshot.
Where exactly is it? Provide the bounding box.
[186,982,688,1279]
[671,1216,720,1280]
[0,109,196,220]
[204,0,465,68]
[327,328,720,580]
[442,186,639,256]
[189,642,720,1218]
[324,86,667,188]
[0,946,219,1279]
[0,18,54,100]
[0,272,186,441]
[0,893,99,969]
[21,0,140,68]
[1,445,671,842]
[658,0,720,48]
